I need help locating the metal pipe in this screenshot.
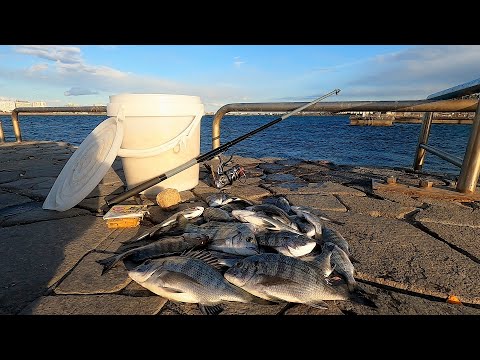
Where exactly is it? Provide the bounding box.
[211,99,478,149]
[10,106,107,143]
[0,120,4,143]
[11,111,22,142]
[413,112,434,171]
[419,144,463,168]
[457,101,480,193]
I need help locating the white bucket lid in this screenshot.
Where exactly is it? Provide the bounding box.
[107,93,203,117]
[43,116,124,211]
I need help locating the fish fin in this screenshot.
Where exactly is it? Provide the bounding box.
[306,300,329,310]
[256,274,298,287]
[176,214,189,231]
[156,270,203,290]
[180,249,223,271]
[198,303,224,315]
[249,297,279,305]
[96,254,123,275]
[161,287,185,294]
[227,283,279,305]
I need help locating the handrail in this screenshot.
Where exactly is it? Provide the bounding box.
[211,99,478,149]
[212,98,480,194]
[10,106,107,142]
[414,77,480,193]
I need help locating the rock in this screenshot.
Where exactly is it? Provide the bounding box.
[156,188,182,209]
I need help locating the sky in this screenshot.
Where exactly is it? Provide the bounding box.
[0,45,479,113]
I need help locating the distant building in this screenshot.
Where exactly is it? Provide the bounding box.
[15,100,32,108]
[66,102,79,107]
[0,100,16,112]
[32,101,46,107]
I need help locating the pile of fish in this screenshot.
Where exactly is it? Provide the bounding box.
[98,193,376,315]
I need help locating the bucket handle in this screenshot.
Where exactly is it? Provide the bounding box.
[116,111,203,158]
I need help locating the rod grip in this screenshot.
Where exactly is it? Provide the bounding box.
[105,175,167,206]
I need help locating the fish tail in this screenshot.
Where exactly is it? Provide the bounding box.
[96,254,124,275]
[348,287,377,308]
[347,279,357,292]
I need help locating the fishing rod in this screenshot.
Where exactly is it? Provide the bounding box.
[105,88,341,207]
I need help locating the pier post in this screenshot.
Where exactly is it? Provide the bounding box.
[413,112,433,171]
[457,102,480,193]
[11,110,22,142]
[0,120,4,143]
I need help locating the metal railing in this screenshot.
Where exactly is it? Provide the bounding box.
[9,106,107,142]
[212,97,480,194]
[3,84,480,194]
[413,78,480,193]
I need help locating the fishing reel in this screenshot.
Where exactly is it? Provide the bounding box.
[204,154,246,189]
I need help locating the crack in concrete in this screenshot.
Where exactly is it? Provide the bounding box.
[404,214,480,265]
[333,194,350,212]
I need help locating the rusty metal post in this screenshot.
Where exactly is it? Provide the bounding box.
[413,112,434,171]
[0,120,4,143]
[11,110,22,142]
[457,101,480,193]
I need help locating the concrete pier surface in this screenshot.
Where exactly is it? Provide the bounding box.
[1,141,479,315]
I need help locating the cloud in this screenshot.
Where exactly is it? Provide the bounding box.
[233,56,245,68]
[15,45,82,64]
[344,45,480,99]
[64,87,98,96]
[27,63,48,73]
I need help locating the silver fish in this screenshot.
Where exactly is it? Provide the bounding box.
[231,209,302,235]
[262,196,293,214]
[326,242,356,292]
[207,250,246,268]
[97,234,210,274]
[256,230,317,257]
[184,221,259,256]
[202,207,233,222]
[301,242,336,277]
[128,250,271,315]
[291,215,316,238]
[290,206,324,240]
[126,206,205,243]
[246,204,299,231]
[322,226,350,257]
[206,193,253,207]
[224,253,353,309]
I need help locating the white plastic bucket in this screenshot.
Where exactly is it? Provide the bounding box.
[107,93,204,197]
